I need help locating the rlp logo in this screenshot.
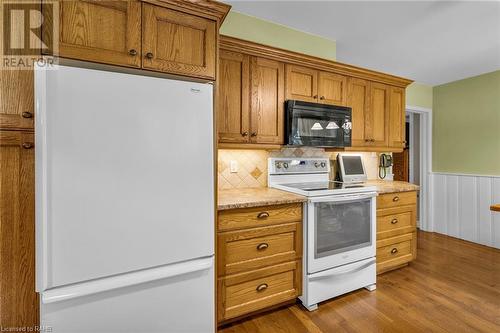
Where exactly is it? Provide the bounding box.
[2,1,57,56]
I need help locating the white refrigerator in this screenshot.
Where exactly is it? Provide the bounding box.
[35,65,215,332]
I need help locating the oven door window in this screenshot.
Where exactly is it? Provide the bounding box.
[314,198,371,259]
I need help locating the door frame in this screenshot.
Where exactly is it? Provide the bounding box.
[405,105,432,232]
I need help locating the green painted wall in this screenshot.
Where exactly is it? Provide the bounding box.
[433,70,500,175]
[406,83,433,109]
[220,11,336,61]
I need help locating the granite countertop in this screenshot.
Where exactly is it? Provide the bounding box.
[218,187,307,211]
[365,180,420,194]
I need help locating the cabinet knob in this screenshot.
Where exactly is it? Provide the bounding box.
[250,132,257,137]
[393,196,400,202]
[145,52,154,59]
[22,142,33,149]
[22,111,33,119]
[257,212,269,219]
[256,283,268,292]
[391,248,398,254]
[320,96,325,100]
[313,95,318,99]
[256,243,269,251]
[391,218,398,224]
[128,49,138,56]
[241,132,248,137]
[371,139,375,142]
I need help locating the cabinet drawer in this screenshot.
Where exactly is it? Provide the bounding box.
[218,223,301,276]
[377,205,416,239]
[377,191,416,209]
[376,233,415,274]
[218,204,302,231]
[218,261,301,322]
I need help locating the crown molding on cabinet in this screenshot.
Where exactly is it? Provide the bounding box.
[219,35,413,88]
[143,0,231,22]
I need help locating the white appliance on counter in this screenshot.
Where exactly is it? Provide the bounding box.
[268,158,377,311]
[35,64,215,332]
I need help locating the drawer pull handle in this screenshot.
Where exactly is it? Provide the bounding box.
[256,283,268,292]
[393,196,400,202]
[256,243,269,251]
[145,52,154,59]
[257,212,269,219]
[391,248,398,254]
[22,142,33,149]
[128,49,138,56]
[22,111,33,118]
[391,218,398,224]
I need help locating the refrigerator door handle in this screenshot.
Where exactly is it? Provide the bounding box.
[41,256,213,304]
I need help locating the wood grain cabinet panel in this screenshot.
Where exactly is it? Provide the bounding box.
[217,50,250,143]
[250,57,285,144]
[0,70,34,130]
[388,86,406,148]
[53,0,141,68]
[318,72,347,105]
[347,77,370,147]
[377,191,417,210]
[367,82,389,147]
[142,3,216,79]
[377,233,416,274]
[285,65,317,102]
[0,131,38,327]
[377,205,417,239]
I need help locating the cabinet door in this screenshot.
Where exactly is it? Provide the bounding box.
[0,70,34,130]
[142,4,216,79]
[347,77,370,147]
[250,57,285,144]
[217,50,250,143]
[285,65,317,102]
[0,131,38,327]
[318,72,347,106]
[55,0,141,67]
[367,82,389,147]
[388,86,406,148]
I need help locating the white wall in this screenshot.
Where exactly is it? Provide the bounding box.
[431,173,500,249]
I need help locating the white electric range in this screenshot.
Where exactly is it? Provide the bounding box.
[268,157,377,311]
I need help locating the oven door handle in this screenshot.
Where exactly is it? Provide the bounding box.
[309,192,376,203]
[309,259,376,281]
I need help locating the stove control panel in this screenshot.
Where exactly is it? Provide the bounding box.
[268,158,330,174]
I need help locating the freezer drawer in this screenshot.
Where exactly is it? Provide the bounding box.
[41,257,214,333]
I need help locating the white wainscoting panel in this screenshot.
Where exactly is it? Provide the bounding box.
[432,173,500,249]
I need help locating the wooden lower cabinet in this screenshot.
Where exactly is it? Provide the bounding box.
[217,204,302,324]
[0,131,38,327]
[376,191,417,274]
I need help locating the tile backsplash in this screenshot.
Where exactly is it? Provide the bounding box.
[218,148,386,190]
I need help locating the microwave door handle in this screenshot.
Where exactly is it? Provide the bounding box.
[310,193,376,203]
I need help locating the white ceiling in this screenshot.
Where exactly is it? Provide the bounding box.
[228,1,500,86]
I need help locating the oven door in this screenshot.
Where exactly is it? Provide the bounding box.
[307,193,376,274]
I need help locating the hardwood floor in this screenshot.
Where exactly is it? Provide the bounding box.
[218,231,500,333]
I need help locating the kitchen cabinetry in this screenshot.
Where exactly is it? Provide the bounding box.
[50,0,142,68]
[217,53,284,146]
[285,65,347,106]
[217,203,302,323]
[46,0,229,80]
[376,191,417,274]
[0,131,38,327]
[218,36,412,151]
[0,70,34,130]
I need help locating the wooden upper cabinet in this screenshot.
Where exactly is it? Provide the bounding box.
[388,86,406,148]
[0,70,34,130]
[55,0,142,67]
[250,57,285,144]
[318,72,347,105]
[367,82,389,147]
[0,131,38,327]
[285,65,317,103]
[347,77,370,147]
[217,50,250,143]
[142,4,216,79]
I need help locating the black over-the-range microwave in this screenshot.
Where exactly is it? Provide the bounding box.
[285,100,352,148]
